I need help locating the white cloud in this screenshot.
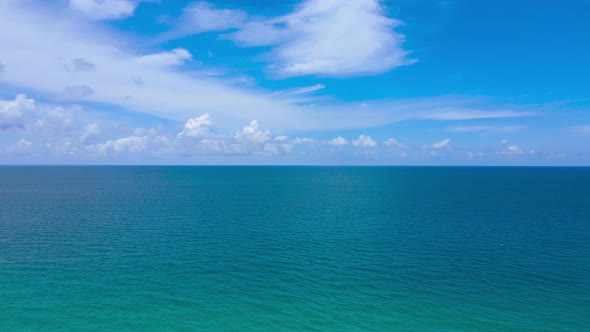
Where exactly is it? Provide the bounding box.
[234,120,271,145]
[500,138,509,145]
[422,110,535,121]
[292,137,319,146]
[95,135,147,154]
[507,145,523,154]
[352,134,377,147]
[447,124,527,132]
[220,0,414,77]
[0,3,543,134]
[36,107,76,132]
[69,0,137,20]
[383,138,407,148]
[168,2,247,37]
[136,48,192,66]
[6,138,33,155]
[178,113,212,139]
[432,138,451,149]
[326,136,348,146]
[80,123,102,145]
[276,84,326,96]
[0,94,36,130]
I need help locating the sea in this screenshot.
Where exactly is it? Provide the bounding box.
[0,166,589,331]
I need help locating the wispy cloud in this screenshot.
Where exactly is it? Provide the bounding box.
[571,125,590,134]
[432,138,451,149]
[420,109,536,121]
[0,2,540,134]
[168,0,415,78]
[446,124,527,132]
[68,0,138,20]
[275,84,326,96]
[160,2,247,39]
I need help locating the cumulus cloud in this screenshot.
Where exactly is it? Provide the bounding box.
[326,136,348,146]
[432,138,451,149]
[175,117,276,156]
[352,134,377,147]
[178,114,212,139]
[383,138,407,148]
[36,107,76,132]
[95,136,147,154]
[0,94,36,130]
[507,145,523,154]
[234,120,271,145]
[69,0,137,20]
[292,137,319,146]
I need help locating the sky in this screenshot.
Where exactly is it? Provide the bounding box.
[0,0,589,165]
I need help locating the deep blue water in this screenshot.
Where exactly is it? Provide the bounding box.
[0,166,589,331]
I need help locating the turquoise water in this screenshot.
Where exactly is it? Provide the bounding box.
[1,166,589,331]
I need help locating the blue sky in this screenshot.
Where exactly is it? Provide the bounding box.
[0,0,588,165]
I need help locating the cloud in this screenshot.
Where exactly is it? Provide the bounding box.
[165,2,247,38]
[276,84,326,96]
[500,138,509,145]
[352,134,377,147]
[383,138,407,148]
[446,124,527,132]
[80,123,102,145]
[174,118,276,156]
[68,58,96,72]
[171,0,415,78]
[0,2,551,136]
[499,145,524,156]
[69,0,137,20]
[234,120,271,145]
[59,85,95,100]
[178,114,212,139]
[507,145,523,154]
[6,138,33,156]
[136,48,192,66]
[326,136,348,146]
[432,138,451,149]
[0,94,36,130]
[292,137,319,146]
[95,135,147,154]
[421,110,535,121]
[36,107,76,132]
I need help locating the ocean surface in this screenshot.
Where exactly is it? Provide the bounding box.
[0,166,589,331]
